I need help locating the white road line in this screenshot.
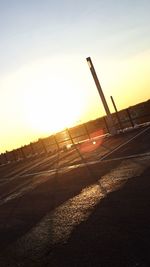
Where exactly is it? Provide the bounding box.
[18,151,150,178]
[1,153,150,206]
[3,126,150,179]
[5,155,150,256]
[100,126,150,160]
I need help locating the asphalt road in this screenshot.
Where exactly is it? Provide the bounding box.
[0,125,150,266]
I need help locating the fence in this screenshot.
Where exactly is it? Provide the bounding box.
[0,99,150,164]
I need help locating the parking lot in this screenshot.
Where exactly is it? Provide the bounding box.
[0,125,150,266]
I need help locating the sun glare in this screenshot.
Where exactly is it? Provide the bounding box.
[23,81,83,135]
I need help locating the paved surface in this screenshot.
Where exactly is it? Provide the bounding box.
[0,126,150,266]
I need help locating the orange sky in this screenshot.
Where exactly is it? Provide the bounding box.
[0,1,150,153]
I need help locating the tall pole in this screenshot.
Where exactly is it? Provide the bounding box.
[86,57,116,135]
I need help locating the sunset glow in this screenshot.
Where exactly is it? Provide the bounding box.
[23,80,84,134]
[0,0,150,152]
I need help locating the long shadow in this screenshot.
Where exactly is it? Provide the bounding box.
[46,166,150,267]
[26,148,78,173]
[0,154,48,179]
[0,159,120,252]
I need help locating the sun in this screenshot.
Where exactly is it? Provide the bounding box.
[23,82,83,135]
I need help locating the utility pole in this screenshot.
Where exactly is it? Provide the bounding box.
[86,57,116,135]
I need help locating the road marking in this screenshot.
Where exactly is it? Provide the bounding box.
[1,126,149,191]
[1,151,150,207]
[4,155,150,258]
[17,126,150,177]
[100,126,150,160]
[16,151,150,178]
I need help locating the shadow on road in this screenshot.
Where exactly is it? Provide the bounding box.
[0,160,120,251]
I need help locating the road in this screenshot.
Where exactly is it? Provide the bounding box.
[0,125,150,266]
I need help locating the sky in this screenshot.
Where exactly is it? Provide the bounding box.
[0,0,150,153]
